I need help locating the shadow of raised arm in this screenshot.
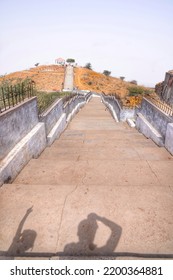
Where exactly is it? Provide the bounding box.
[88,213,122,254]
[8,206,34,254]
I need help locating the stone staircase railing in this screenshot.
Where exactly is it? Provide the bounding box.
[0,91,92,186]
[146,96,173,117]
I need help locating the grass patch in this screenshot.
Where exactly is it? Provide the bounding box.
[0,80,73,114]
[128,86,144,96]
[128,86,154,97]
[36,91,65,114]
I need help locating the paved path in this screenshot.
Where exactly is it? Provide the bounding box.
[0,97,173,259]
[63,65,74,91]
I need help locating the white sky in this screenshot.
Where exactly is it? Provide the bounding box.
[0,0,173,86]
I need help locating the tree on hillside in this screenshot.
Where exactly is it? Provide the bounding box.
[103,70,111,76]
[130,80,138,85]
[85,63,92,70]
[120,76,125,81]
[66,58,75,63]
[35,63,39,67]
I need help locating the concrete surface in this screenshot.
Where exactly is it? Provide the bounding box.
[47,113,66,146]
[0,97,173,260]
[0,123,46,186]
[40,98,64,135]
[63,65,74,91]
[102,95,136,122]
[0,93,91,186]
[139,98,172,137]
[165,123,173,155]
[0,97,38,160]
[136,113,164,147]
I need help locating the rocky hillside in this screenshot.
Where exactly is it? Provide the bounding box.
[74,67,134,97]
[74,67,154,106]
[0,65,65,92]
[0,65,153,107]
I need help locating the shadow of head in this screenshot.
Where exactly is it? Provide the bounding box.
[77,214,98,250]
[9,229,37,255]
[63,213,122,256]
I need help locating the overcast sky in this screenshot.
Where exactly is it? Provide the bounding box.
[0,0,173,86]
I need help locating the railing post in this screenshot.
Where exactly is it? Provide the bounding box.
[10,85,15,107]
[2,87,6,111]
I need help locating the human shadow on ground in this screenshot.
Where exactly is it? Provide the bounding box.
[7,206,37,256]
[62,213,122,256]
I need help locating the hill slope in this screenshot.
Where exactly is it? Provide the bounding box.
[0,65,65,91]
[0,65,153,107]
[74,67,140,98]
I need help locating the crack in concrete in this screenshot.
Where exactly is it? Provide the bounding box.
[80,160,89,185]
[55,184,79,252]
[168,185,173,194]
[76,155,80,161]
[146,160,161,186]
[133,147,142,160]
[81,171,87,185]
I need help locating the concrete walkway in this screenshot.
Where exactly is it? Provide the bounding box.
[63,65,74,91]
[0,97,173,259]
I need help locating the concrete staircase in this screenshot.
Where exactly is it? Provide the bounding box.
[0,97,173,259]
[63,65,74,91]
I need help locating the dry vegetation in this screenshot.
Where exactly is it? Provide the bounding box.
[0,65,65,91]
[0,65,154,108]
[74,67,154,107]
[74,67,130,97]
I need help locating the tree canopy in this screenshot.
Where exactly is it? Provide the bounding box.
[85,63,92,70]
[103,70,111,76]
[66,58,75,63]
[130,80,138,85]
[120,76,125,81]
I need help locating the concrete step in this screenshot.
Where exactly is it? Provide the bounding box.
[0,183,173,258]
[55,129,154,142]
[39,146,141,161]
[1,96,173,259]
[51,138,157,149]
[39,146,173,161]
[61,129,146,139]
[13,158,171,186]
[0,183,76,256]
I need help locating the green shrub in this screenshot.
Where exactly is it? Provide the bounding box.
[128,86,144,96]
[36,91,65,114]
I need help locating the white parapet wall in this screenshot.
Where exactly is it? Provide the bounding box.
[47,113,66,146]
[165,123,173,155]
[66,101,86,123]
[136,113,164,146]
[101,97,119,122]
[0,97,39,160]
[0,92,92,186]
[0,123,46,186]
[136,97,173,150]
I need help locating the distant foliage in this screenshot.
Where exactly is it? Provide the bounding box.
[120,76,125,81]
[35,63,39,67]
[66,58,75,63]
[128,86,144,96]
[130,80,137,85]
[103,70,111,76]
[128,86,154,96]
[85,63,92,70]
